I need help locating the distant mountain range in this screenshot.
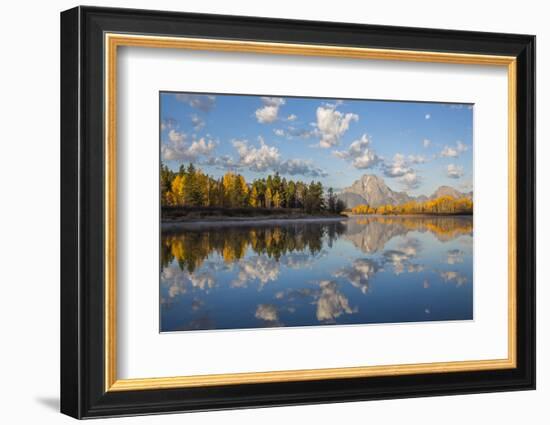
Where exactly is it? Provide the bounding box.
[337,174,472,208]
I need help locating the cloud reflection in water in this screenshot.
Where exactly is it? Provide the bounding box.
[160,216,473,331]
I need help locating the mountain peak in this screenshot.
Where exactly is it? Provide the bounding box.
[359,174,386,189]
[430,186,466,200]
[337,174,470,208]
[342,174,411,207]
[361,173,382,181]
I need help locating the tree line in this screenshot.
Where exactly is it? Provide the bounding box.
[161,163,346,214]
[162,221,347,272]
[351,196,473,216]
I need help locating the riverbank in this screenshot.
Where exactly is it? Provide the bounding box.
[346,212,473,217]
[161,216,349,230]
[161,206,346,224]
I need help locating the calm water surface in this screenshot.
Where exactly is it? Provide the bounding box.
[160,216,473,332]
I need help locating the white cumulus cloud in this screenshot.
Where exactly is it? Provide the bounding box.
[232,138,280,171]
[161,131,216,162]
[174,94,216,112]
[168,129,185,143]
[190,114,205,131]
[441,140,468,158]
[447,164,464,179]
[230,138,326,177]
[315,105,358,148]
[408,154,428,164]
[333,134,380,169]
[399,171,422,190]
[255,97,286,123]
[383,153,413,177]
[278,158,327,177]
[381,153,424,191]
[186,138,216,158]
[273,126,314,140]
[160,118,178,131]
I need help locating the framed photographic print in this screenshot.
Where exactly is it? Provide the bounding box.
[60,6,535,419]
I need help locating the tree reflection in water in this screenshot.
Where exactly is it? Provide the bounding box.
[160,216,474,332]
[162,220,347,273]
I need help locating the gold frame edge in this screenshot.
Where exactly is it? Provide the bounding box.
[104,33,518,392]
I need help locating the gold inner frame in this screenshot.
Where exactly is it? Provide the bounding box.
[104,33,517,392]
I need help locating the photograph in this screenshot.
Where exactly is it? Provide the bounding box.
[57,4,536,419]
[159,92,474,332]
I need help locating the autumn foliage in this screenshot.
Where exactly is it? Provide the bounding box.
[351,196,473,216]
[162,221,346,272]
[161,163,345,214]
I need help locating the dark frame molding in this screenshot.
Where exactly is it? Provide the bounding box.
[61,5,535,419]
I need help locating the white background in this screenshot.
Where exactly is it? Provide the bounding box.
[118,48,508,379]
[0,0,545,424]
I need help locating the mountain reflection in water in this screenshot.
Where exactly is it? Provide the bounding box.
[160,216,473,332]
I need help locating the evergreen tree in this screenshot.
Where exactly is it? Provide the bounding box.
[327,187,336,213]
[160,164,366,215]
[335,199,346,214]
[286,180,296,208]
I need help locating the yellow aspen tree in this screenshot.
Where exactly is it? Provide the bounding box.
[265,187,273,208]
[249,186,259,207]
[171,174,186,205]
[273,191,281,208]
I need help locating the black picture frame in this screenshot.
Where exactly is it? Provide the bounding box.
[61,5,535,419]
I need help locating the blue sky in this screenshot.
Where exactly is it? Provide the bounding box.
[160,92,473,196]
